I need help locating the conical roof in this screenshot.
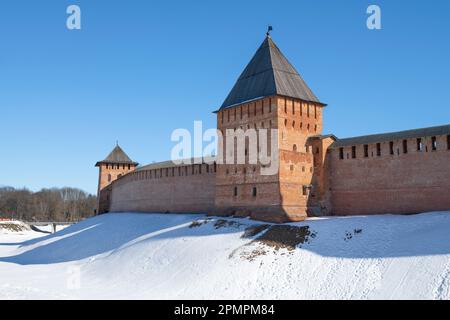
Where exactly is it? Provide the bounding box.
[220,35,324,110]
[95,145,138,167]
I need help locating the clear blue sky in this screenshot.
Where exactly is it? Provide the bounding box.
[1,0,449,194]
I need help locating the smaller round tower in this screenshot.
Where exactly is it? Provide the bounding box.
[95,144,138,214]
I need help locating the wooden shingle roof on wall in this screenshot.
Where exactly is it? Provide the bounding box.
[332,124,450,148]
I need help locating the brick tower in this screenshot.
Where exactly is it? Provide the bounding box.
[95,144,138,214]
[214,32,328,222]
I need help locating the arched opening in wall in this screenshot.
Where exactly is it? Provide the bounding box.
[252,187,257,197]
[233,187,238,197]
[339,148,344,160]
[108,174,112,182]
[403,140,408,154]
[389,141,394,155]
[128,164,131,170]
[293,144,297,152]
[292,121,295,128]
[432,136,437,151]
[284,119,287,127]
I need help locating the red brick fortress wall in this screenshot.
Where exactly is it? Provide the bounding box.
[329,134,450,215]
[108,163,216,214]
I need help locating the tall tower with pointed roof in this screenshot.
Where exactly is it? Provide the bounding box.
[214,32,328,222]
[95,144,138,214]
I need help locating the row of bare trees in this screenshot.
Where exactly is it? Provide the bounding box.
[0,186,97,222]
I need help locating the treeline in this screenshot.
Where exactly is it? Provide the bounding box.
[0,186,97,222]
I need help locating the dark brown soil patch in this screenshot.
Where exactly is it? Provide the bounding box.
[214,219,243,230]
[189,220,206,228]
[254,225,314,251]
[241,224,270,238]
[0,223,26,232]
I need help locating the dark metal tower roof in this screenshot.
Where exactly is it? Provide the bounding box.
[219,35,324,110]
[95,145,138,167]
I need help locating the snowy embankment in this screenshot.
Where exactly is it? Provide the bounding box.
[1,212,450,299]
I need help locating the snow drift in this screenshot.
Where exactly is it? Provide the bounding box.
[1,212,450,299]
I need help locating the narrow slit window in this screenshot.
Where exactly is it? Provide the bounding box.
[431,136,437,151]
[417,138,423,151]
[364,145,369,158]
[403,140,408,154]
[390,141,394,155]
[351,146,356,159]
[339,148,344,160]
[233,187,237,197]
[376,143,381,156]
[252,187,257,197]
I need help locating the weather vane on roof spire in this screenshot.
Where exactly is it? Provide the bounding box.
[266,25,273,37]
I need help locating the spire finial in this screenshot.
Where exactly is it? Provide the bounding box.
[116,140,119,147]
[266,25,273,37]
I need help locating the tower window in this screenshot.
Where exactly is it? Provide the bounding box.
[339,148,344,160]
[292,121,295,128]
[431,136,437,151]
[389,141,394,155]
[314,106,317,119]
[403,140,408,154]
[307,105,310,117]
[364,145,369,158]
[108,174,112,182]
[233,187,238,197]
[302,186,308,196]
[376,143,381,156]
[290,164,294,171]
[293,144,297,152]
[351,146,356,159]
[252,187,257,197]
[417,138,423,151]
[128,164,131,170]
[284,119,287,127]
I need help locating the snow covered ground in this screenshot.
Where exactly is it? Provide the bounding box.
[1,212,450,299]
